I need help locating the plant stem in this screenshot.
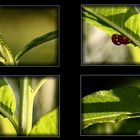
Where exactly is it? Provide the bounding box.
[19,77,33,135]
[19,77,47,135]
[26,82,34,135]
[32,77,47,97]
[19,77,28,135]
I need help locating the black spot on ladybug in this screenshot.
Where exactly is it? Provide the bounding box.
[111,34,131,45]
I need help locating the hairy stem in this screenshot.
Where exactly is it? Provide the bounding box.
[32,77,47,97]
[19,77,33,135]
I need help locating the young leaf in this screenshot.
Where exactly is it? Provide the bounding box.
[15,30,58,63]
[0,57,6,64]
[0,77,19,135]
[82,86,140,129]
[0,77,16,117]
[29,108,59,136]
[4,77,20,126]
[0,35,15,65]
[4,77,20,101]
[82,5,140,47]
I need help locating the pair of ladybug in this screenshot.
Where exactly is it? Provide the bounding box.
[111,34,131,45]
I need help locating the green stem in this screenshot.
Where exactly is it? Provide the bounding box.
[83,7,140,47]
[26,81,34,135]
[19,77,33,135]
[18,77,47,135]
[19,77,28,135]
[32,77,47,97]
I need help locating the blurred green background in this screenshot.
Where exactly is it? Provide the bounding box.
[0,76,59,135]
[0,6,58,65]
[83,22,140,65]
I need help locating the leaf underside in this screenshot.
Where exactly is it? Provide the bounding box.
[82,5,140,47]
[82,86,140,129]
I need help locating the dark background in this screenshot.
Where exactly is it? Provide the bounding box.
[81,76,140,97]
[1,1,140,139]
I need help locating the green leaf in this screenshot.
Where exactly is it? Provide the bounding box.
[0,57,6,64]
[30,108,59,136]
[0,118,17,135]
[82,86,140,129]
[4,77,20,99]
[82,5,140,47]
[0,77,16,117]
[15,30,58,63]
[0,35,15,65]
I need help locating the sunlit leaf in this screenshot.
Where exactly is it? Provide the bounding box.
[82,5,140,47]
[0,118,17,135]
[82,86,140,129]
[0,77,16,118]
[30,108,59,136]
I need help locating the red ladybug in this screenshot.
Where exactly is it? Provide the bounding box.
[111,34,131,45]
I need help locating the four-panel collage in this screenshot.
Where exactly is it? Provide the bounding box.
[81,4,140,136]
[0,5,60,136]
[0,3,140,137]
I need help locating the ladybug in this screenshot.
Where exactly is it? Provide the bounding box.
[111,34,131,45]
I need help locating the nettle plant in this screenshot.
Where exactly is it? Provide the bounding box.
[82,5,140,134]
[0,76,58,136]
[0,31,58,136]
